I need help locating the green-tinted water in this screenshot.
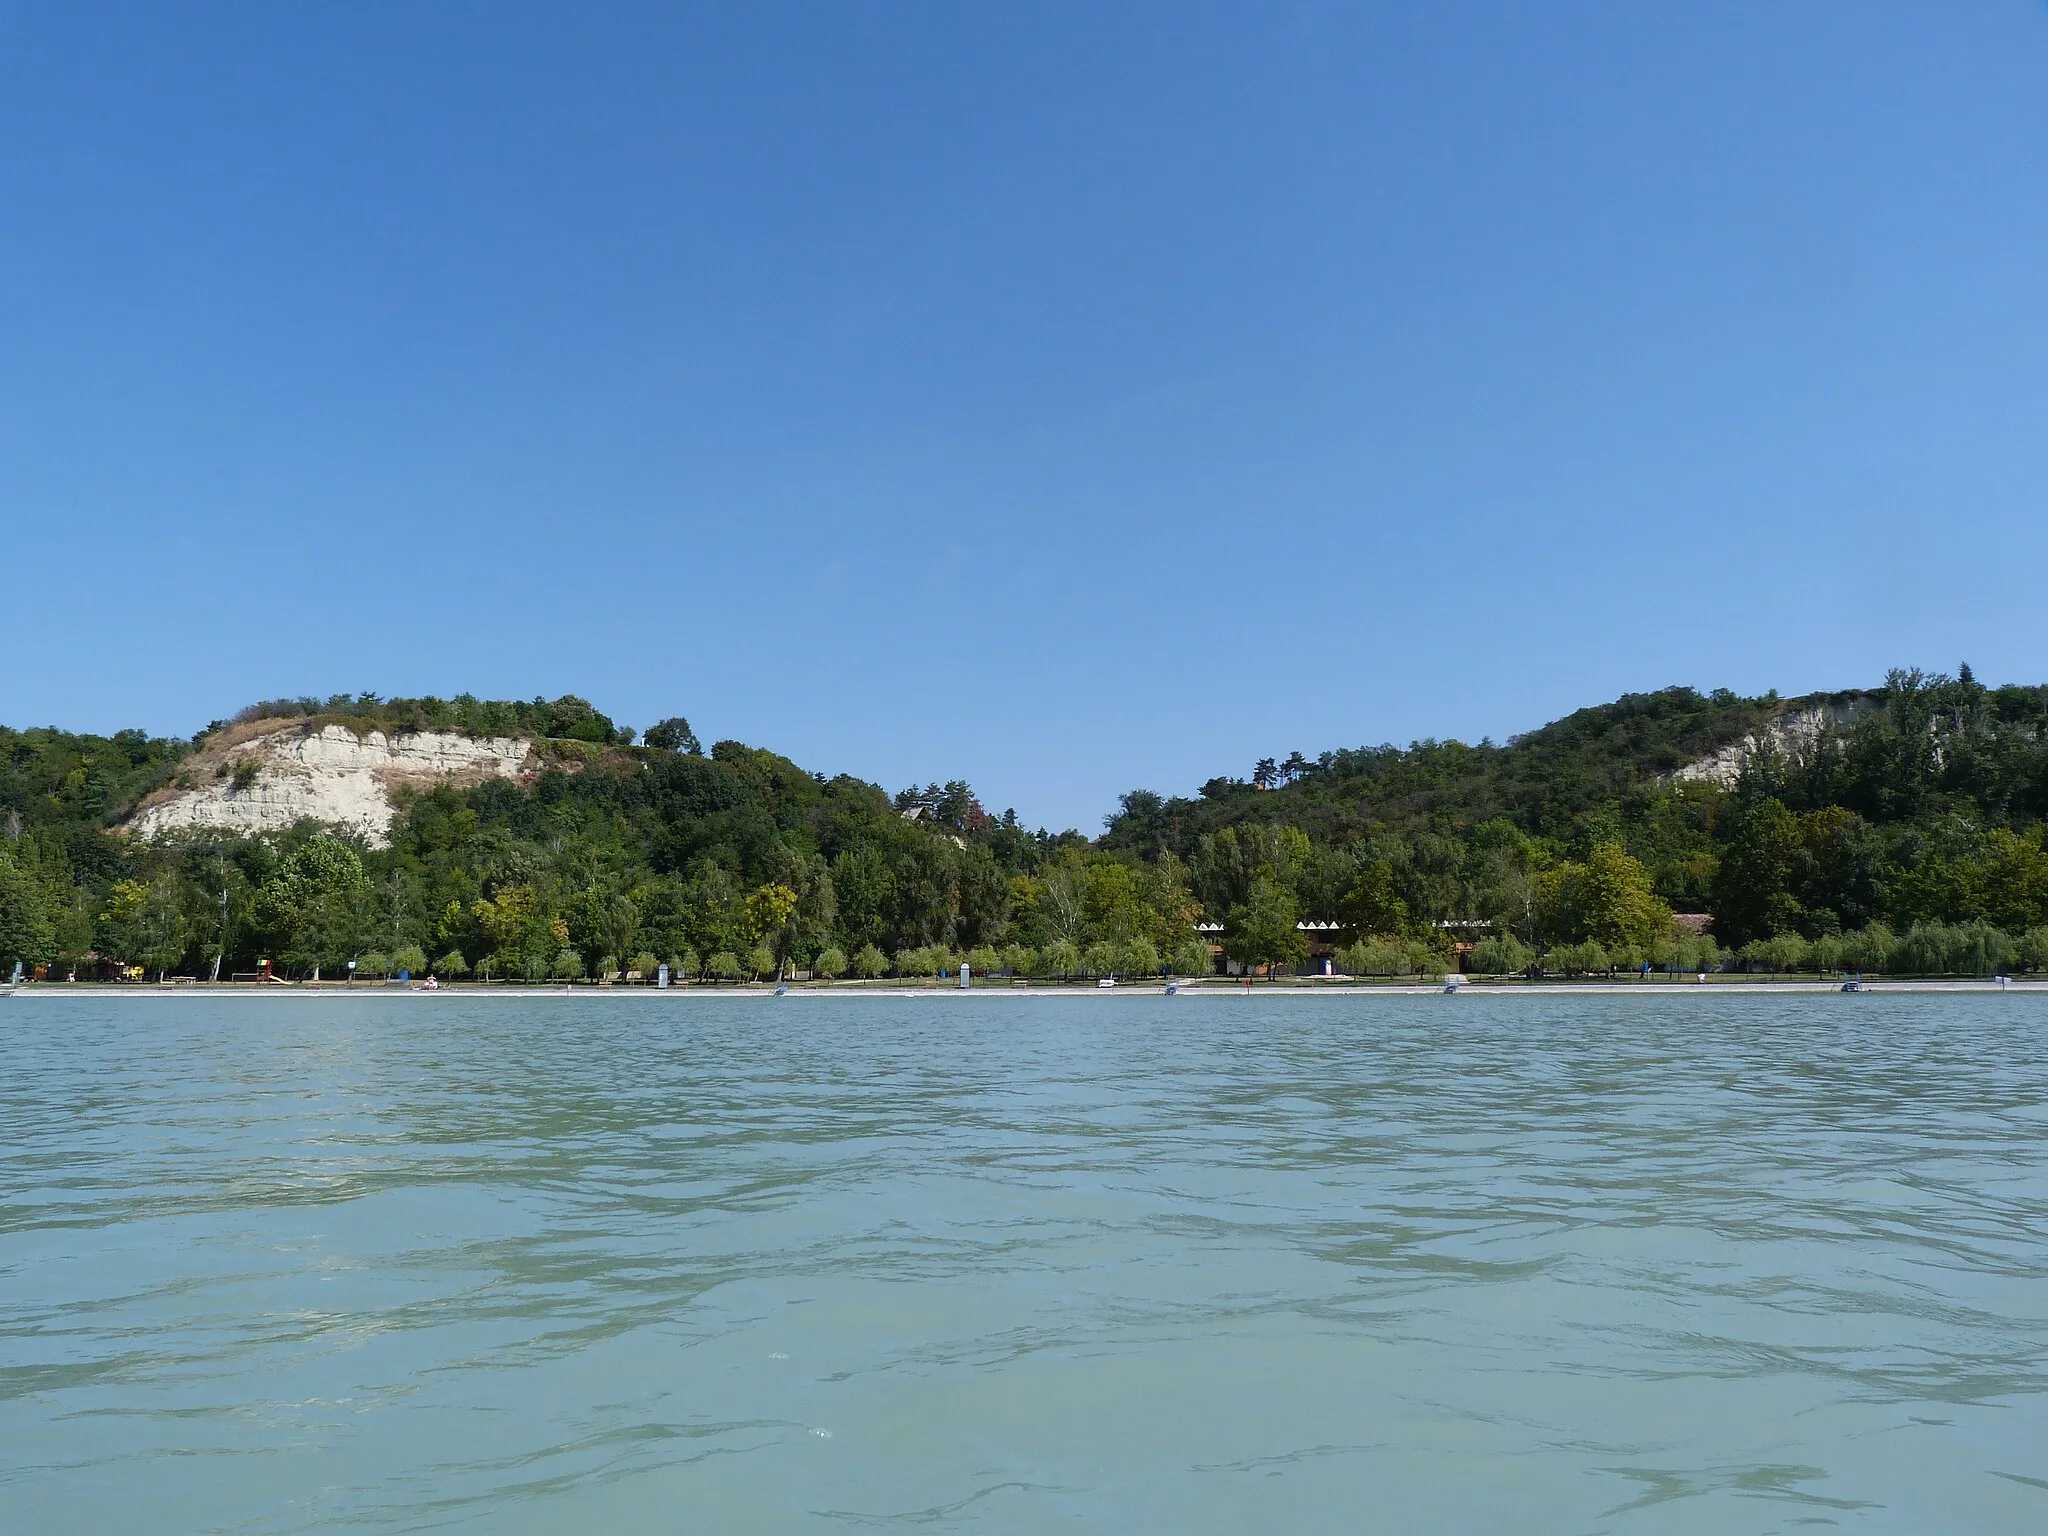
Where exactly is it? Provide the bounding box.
[3,992,2045,1531]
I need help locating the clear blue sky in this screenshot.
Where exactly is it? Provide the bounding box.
[4,3,2046,832]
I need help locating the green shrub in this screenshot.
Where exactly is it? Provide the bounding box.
[1555,940,1608,976]
[1742,933,1809,974]
[1036,940,1080,978]
[1400,939,1445,979]
[1771,933,1814,972]
[1662,934,1723,973]
[1469,934,1531,975]
[1947,922,2016,976]
[1895,922,1968,976]
[851,943,887,979]
[746,944,776,980]
[629,951,659,979]
[356,950,390,978]
[1118,937,1159,978]
[392,944,429,977]
[1976,923,2018,976]
[1951,923,2000,973]
[434,950,469,978]
[2018,927,2048,971]
[550,947,584,979]
[1168,934,1213,977]
[1338,936,1406,977]
[1608,943,1648,973]
[814,945,848,979]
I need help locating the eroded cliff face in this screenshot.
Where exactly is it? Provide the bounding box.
[131,722,533,846]
[1670,697,1872,788]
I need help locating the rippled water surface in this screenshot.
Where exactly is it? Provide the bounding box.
[4,991,2047,1532]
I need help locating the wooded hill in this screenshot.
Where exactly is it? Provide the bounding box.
[6,669,2048,981]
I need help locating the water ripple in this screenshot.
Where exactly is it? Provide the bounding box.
[3,991,2046,1530]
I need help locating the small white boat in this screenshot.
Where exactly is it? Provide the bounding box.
[1096,977,1116,989]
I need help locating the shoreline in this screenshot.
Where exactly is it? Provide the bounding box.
[6,979,2045,999]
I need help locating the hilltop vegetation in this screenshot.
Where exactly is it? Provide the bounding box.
[220,691,642,746]
[1106,666,2048,974]
[7,669,2048,982]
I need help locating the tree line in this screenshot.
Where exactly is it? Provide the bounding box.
[0,698,1209,982]
[7,669,2048,983]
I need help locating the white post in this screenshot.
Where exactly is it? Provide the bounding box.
[959,961,971,989]
[657,962,670,989]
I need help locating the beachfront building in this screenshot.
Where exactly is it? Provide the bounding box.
[1198,919,1346,976]
[1200,916,1502,976]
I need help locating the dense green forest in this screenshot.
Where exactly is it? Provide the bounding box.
[7,668,2048,982]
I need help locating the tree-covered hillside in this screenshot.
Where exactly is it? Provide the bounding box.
[1104,666,2048,972]
[0,694,1119,984]
[6,669,2048,982]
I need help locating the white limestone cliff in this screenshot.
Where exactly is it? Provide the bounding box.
[131,722,533,846]
[1670,697,1872,788]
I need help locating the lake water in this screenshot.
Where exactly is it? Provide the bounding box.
[3,991,2045,1533]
